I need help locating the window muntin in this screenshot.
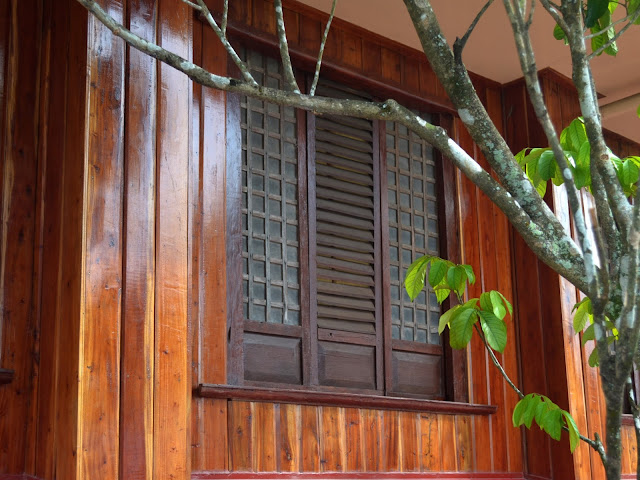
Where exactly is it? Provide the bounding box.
[230,50,445,398]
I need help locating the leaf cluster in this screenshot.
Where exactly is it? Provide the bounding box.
[554,0,640,57]
[405,256,512,353]
[516,118,640,198]
[513,393,581,453]
[572,297,618,367]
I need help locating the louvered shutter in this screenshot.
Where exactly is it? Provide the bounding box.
[312,81,381,391]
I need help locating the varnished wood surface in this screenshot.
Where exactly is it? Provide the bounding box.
[225,400,478,473]
[198,384,497,415]
[1,1,638,479]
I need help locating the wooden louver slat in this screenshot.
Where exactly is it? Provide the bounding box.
[314,82,377,338]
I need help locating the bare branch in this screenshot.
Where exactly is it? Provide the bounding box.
[274,0,300,93]
[221,0,228,38]
[502,0,599,294]
[402,0,588,291]
[194,0,258,86]
[181,0,201,11]
[474,322,605,454]
[585,12,635,39]
[453,0,495,61]
[310,0,337,96]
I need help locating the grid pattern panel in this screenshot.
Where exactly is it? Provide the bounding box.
[386,119,440,344]
[241,50,300,326]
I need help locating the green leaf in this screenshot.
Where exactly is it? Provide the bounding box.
[562,411,580,453]
[564,118,587,152]
[621,158,640,187]
[553,23,566,42]
[479,292,493,313]
[538,150,557,181]
[438,305,459,335]
[573,303,589,333]
[462,264,476,285]
[446,265,467,297]
[541,408,563,441]
[512,395,530,427]
[497,292,513,315]
[524,395,541,429]
[489,290,507,319]
[479,310,507,353]
[588,347,599,367]
[631,0,640,24]
[435,285,452,304]
[428,258,448,289]
[582,324,595,346]
[449,307,477,350]
[637,103,640,117]
[585,0,610,28]
[405,256,431,301]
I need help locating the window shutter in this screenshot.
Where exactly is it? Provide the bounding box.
[312,81,381,391]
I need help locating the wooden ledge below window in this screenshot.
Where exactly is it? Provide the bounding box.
[0,368,14,386]
[197,384,497,415]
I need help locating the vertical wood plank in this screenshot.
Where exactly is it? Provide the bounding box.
[362,42,381,78]
[419,414,441,471]
[381,47,401,84]
[627,426,637,473]
[154,0,191,479]
[455,415,472,472]
[320,406,346,471]
[80,1,126,477]
[0,0,42,473]
[344,408,364,471]
[439,415,457,471]
[300,405,320,471]
[194,14,229,471]
[229,401,253,471]
[279,403,301,472]
[341,32,362,70]
[381,409,399,471]
[252,402,277,471]
[362,408,382,472]
[120,1,157,479]
[399,412,418,472]
[54,3,88,479]
[34,2,67,477]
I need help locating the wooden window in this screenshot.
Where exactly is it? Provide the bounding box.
[228,50,448,399]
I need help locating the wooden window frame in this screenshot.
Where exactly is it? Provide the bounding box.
[224,39,468,404]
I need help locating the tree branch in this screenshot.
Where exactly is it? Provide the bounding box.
[221,0,228,38]
[193,0,258,86]
[402,0,589,292]
[501,0,599,295]
[274,0,300,93]
[310,0,337,96]
[453,0,495,62]
[473,323,605,455]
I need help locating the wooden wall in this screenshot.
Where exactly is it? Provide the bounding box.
[504,70,640,480]
[189,0,523,476]
[0,0,635,480]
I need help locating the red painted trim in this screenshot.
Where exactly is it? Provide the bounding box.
[193,473,525,480]
[197,384,497,415]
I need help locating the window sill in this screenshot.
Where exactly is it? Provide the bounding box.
[0,368,14,386]
[197,384,497,415]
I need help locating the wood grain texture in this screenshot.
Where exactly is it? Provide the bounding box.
[192,7,229,470]
[54,3,88,479]
[0,0,41,473]
[153,0,191,479]
[119,1,157,479]
[79,1,125,478]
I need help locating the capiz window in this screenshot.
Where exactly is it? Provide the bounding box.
[228,49,446,398]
